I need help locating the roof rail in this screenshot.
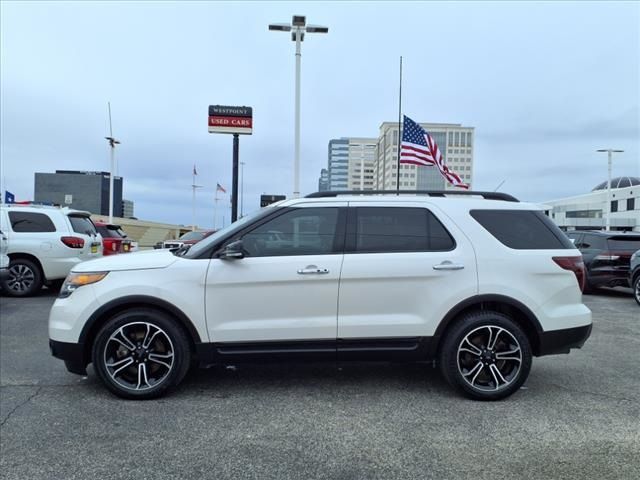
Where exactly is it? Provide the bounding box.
[305,190,519,202]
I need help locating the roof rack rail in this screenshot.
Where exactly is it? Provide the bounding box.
[305,190,519,202]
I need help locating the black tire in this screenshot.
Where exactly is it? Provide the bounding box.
[1,258,43,297]
[633,275,640,306]
[92,308,192,400]
[439,310,532,401]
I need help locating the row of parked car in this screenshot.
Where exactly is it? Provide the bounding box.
[0,204,217,297]
[0,204,138,297]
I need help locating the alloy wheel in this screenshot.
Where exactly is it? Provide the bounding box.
[457,325,522,392]
[634,277,640,305]
[103,322,175,391]
[7,264,35,293]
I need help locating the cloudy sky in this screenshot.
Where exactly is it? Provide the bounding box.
[1,1,638,228]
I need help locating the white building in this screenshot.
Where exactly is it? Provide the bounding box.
[347,138,377,190]
[374,122,474,190]
[545,176,640,232]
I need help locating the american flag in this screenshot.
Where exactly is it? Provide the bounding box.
[216,183,226,193]
[400,115,469,189]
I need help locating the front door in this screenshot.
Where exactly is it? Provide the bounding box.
[205,203,347,354]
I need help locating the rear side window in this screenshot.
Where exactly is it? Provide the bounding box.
[68,215,97,236]
[607,237,640,251]
[471,210,573,250]
[353,207,455,253]
[8,212,56,233]
[580,234,607,250]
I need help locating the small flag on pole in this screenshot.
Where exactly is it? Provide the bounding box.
[400,115,469,189]
[4,191,15,204]
[216,183,227,193]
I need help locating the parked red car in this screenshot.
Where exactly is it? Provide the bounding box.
[94,222,132,256]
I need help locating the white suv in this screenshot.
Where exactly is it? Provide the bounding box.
[48,191,592,400]
[0,204,102,296]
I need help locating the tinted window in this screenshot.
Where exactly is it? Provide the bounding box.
[8,212,56,233]
[607,237,640,251]
[242,208,339,257]
[580,234,607,250]
[180,231,206,241]
[354,207,454,253]
[96,225,126,238]
[471,210,573,250]
[68,215,97,235]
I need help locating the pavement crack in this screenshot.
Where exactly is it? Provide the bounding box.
[0,386,42,428]
[548,382,635,403]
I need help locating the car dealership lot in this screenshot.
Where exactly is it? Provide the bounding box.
[1,290,638,479]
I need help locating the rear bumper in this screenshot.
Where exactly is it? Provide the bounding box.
[588,269,631,288]
[49,339,87,375]
[538,324,592,356]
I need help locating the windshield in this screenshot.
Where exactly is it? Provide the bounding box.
[184,207,276,258]
[180,231,207,241]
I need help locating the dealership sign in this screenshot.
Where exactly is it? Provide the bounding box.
[208,105,253,135]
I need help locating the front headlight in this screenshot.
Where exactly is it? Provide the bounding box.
[59,272,108,299]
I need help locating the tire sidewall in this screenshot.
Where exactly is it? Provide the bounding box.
[633,276,640,306]
[440,311,532,401]
[2,258,43,297]
[92,308,191,400]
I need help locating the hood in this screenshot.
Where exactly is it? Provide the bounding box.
[72,249,179,273]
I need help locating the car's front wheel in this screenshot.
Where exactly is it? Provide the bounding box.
[439,311,532,401]
[633,275,640,306]
[92,308,192,399]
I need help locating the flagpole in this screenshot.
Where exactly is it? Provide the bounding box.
[396,56,402,194]
[214,189,219,230]
[192,168,196,232]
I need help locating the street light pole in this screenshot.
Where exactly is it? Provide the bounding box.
[269,16,328,198]
[240,161,245,217]
[596,148,624,231]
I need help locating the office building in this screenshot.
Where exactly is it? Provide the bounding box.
[327,138,349,190]
[318,169,329,192]
[545,176,640,231]
[34,170,123,216]
[347,138,377,190]
[121,199,135,218]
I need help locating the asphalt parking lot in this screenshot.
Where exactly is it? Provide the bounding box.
[1,289,638,480]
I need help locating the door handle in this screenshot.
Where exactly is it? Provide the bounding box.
[297,265,330,275]
[433,261,464,271]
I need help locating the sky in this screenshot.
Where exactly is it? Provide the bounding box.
[1,0,639,228]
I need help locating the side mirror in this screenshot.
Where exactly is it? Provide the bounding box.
[220,240,245,260]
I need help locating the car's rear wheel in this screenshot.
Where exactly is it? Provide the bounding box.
[1,258,43,297]
[633,275,640,306]
[92,308,191,399]
[439,311,532,401]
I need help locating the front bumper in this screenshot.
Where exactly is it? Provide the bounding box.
[538,324,592,356]
[49,339,87,375]
[0,267,8,282]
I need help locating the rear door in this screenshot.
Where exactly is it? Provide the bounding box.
[337,202,477,359]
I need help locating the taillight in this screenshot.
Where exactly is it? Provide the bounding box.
[553,256,585,292]
[60,236,85,249]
